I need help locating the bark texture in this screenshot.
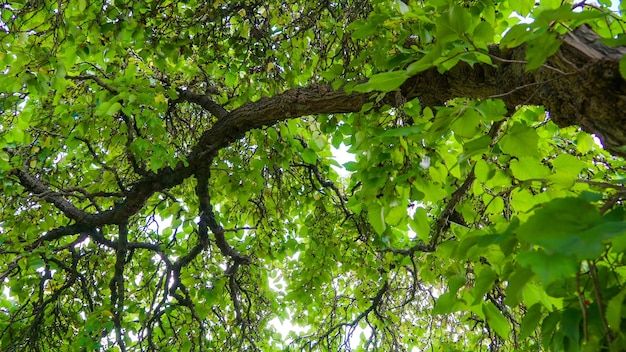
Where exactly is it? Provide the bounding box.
[20,26,626,238]
[396,25,626,156]
[184,26,626,162]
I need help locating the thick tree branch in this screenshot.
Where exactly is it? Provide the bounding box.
[110,222,128,352]
[176,90,229,120]
[181,27,626,173]
[32,25,626,242]
[12,169,90,222]
[398,25,626,155]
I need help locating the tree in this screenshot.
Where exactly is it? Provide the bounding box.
[2,0,626,350]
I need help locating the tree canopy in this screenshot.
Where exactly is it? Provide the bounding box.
[3,0,626,350]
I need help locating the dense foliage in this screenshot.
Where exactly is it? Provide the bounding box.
[2,0,626,350]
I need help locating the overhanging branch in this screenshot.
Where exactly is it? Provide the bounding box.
[22,25,626,243]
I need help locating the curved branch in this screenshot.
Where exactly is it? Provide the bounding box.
[110,222,128,352]
[30,26,626,246]
[176,90,229,120]
[12,169,90,222]
[315,281,389,346]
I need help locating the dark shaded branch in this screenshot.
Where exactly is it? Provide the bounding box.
[195,163,250,324]
[119,112,150,177]
[170,164,214,272]
[228,270,243,323]
[427,120,505,246]
[429,166,477,247]
[74,136,127,193]
[292,162,351,218]
[196,165,250,264]
[315,281,389,345]
[223,226,257,232]
[177,90,229,120]
[30,26,626,246]
[65,74,118,94]
[589,262,613,348]
[12,169,90,222]
[87,227,167,254]
[576,179,626,191]
[33,224,96,248]
[110,222,128,352]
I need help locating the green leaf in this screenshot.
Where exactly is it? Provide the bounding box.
[471,267,497,305]
[385,205,406,227]
[517,197,626,259]
[343,161,359,171]
[473,22,495,44]
[526,32,561,71]
[548,153,587,187]
[606,287,626,333]
[433,276,468,315]
[433,291,466,314]
[353,71,408,93]
[436,6,474,43]
[483,301,510,339]
[409,207,430,241]
[510,157,550,180]
[96,101,122,117]
[301,148,318,164]
[475,99,507,121]
[541,311,562,349]
[560,308,581,348]
[516,197,601,244]
[406,45,443,74]
[368,203,386,235]
[498,123,540,157]
[395,0,409,14]
[509,0,535,16]
[520,304,543,340]
[504,266,534,307]
[517,250,578,285]
[461,135,492,160]
[348,18,380,40]
[501,24,533,48]
[451,107,482,138]
[0,150,10,171]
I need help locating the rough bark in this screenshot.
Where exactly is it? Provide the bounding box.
[21,25,626,239]
[184,26,626,162]
[396,25,626,156]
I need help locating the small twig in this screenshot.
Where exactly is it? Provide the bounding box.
[576,179,626,192]
[74,136,127,192]
[315,281,389,345]
[576,271,589,342]
[176,90,229,120]
[110,222,128,352]
[65,74,118,94]
[487,77,564,99]
[223,226,257,233]
[600,192,625,215]
[589,261,613,348]
[11,168,89,222]
[291,162,351,218]
[484,51,572,75]
[429,166,476,247]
